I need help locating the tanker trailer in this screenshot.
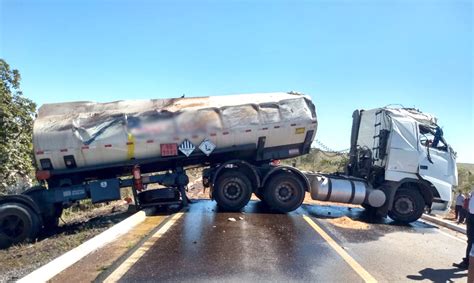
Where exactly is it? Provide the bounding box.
[1,92,317,248]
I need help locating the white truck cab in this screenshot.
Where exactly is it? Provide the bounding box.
[346,107,457,222]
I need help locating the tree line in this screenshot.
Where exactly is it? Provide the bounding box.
[0,59,36,195]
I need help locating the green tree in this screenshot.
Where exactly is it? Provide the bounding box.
[0,59,37,195]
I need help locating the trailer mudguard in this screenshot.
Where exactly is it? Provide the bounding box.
[262,166,310,192]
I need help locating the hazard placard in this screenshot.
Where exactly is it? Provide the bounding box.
[199,139,216,156]
[179,139,195,157]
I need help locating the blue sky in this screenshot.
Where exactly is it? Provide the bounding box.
[1,0,472,162]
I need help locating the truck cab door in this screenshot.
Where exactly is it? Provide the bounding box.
[418,124,456,202]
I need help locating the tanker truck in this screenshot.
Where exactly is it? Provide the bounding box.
[0,92,457,248]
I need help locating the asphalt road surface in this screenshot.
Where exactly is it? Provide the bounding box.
[97,200,468,282]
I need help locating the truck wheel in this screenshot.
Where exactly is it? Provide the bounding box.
[263,172,305,213]
[0,203,40,249]
[214,171,252,211]
[388,188,425,223]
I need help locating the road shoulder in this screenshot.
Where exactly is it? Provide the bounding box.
[49,212,170,282]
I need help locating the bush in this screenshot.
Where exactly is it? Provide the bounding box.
[0,59,37,195]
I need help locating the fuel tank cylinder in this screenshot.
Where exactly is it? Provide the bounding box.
[306,174,386,208]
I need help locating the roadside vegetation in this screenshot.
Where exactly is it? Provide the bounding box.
[282,148,349,173]
[0,59,37,195]
[457,163,474,193]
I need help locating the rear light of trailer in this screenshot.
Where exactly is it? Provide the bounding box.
[63,155,77,169]
[36,170,51,180]
[40,158,53,170]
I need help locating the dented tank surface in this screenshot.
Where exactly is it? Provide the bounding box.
[34,92,317,171]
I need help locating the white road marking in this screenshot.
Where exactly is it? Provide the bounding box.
[18,208,154,283]
[104,211,185,282]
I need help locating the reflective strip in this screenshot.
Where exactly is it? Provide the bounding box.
[36,150,44,155]
[210,133,217,137]
[60,149,68,152]
[127,133,135,159]
[146,140,154,144]
[223,131,229,135]
[105,144,112,148]
[245,129,252,132]
[81,146,89,150]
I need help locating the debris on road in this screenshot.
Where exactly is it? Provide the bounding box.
[228,218,237,222]
[328,216,370,230]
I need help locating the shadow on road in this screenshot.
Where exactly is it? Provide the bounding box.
[406,267,466,282]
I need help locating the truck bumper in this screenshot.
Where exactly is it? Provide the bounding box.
[429,199,451,215]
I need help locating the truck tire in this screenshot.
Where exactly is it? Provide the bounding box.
[0,203,40,249]
[388,188,425,223]
[214,171,252,211]
[263,172,305,213]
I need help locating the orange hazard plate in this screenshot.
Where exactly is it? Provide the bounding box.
[160,143,178,157]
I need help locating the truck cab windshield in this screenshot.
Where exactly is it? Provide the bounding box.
[419,124,447,151]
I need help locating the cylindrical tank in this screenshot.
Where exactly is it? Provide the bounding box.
[33,92,317,171]
[307,173,386,208]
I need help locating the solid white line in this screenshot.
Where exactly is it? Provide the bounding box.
[104,211,185,283]
[18,208,155,283]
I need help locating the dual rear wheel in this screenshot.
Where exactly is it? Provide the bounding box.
[213,170,305,213]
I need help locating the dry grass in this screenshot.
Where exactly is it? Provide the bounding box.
[0,201,131,282]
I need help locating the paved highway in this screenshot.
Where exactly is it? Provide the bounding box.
[91,200,467,282]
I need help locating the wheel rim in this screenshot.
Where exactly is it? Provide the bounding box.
[394,196,415,215]
[1,215,26,238]
[223,181,243,200]
[275,182,295,202]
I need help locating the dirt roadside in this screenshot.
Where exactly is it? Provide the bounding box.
[0,202,132,282]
